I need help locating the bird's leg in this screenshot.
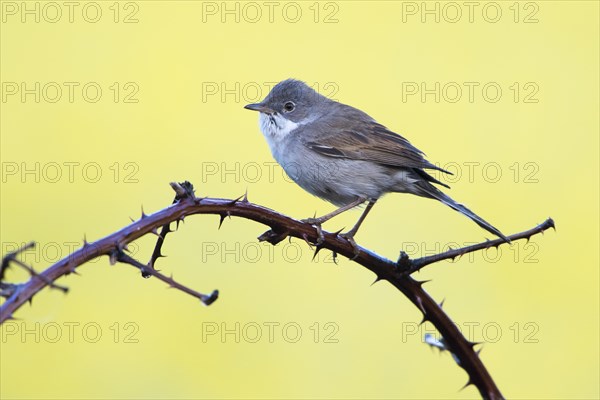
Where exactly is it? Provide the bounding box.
[339,199,377,259]
[302,196,367,245]
[303,196,367,225]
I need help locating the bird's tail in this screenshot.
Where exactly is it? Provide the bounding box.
[416,182,510,243]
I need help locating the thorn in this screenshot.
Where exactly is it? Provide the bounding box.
[227,195,243,205]
[439,298,445,308]
[82,236,89,247]
[332,227,344,236]
[167,275,176,288]
[460,379,474,391]
[140,206,147,219]
[218,213,229,229]
[312,245,324,261]
[242,189,249,203]
[416,279,432,287]
[419,315,429,326]
[331,251,338,265]
[129,216,135,222]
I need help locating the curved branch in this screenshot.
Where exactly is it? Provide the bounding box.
[402,218,555,274]
[0,182,555,399]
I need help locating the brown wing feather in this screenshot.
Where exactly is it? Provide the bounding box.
[303,104,450,174]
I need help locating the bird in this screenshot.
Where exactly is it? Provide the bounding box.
[245,79,509,252]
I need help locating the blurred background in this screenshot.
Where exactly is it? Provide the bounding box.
[1,1,598,398]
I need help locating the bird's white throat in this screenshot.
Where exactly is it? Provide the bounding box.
[258,112,299,143]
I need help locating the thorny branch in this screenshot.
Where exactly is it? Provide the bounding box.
[0,181,555,399]
[399,218,555,274]
[0,242,69,299]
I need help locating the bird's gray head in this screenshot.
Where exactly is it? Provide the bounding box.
[244,79,330,124]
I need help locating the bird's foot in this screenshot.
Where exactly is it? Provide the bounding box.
[301,218,325,245]
[339,232,360,260]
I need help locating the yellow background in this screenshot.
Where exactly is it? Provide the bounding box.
[1,1,598,398]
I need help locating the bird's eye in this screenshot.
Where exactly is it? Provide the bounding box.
[283,101,295,112]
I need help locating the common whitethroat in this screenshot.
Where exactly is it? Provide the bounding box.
[245,79,509,249]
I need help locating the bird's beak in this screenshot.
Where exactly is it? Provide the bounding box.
[244,103,274,114]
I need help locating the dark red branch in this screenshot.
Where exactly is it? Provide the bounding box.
[115,251,218,305]
[0,242,68,295]
[0,182,554,399]
[402,218,555,274]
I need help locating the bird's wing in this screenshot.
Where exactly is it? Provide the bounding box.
[302,106,450,174]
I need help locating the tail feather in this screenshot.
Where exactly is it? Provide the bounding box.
[417,182,510,243]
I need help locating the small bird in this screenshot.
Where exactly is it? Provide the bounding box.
[245,79,509,250]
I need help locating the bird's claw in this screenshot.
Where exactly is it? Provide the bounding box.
[301,218,325,245]
[339,232,360,260]
[302,217,322,225]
